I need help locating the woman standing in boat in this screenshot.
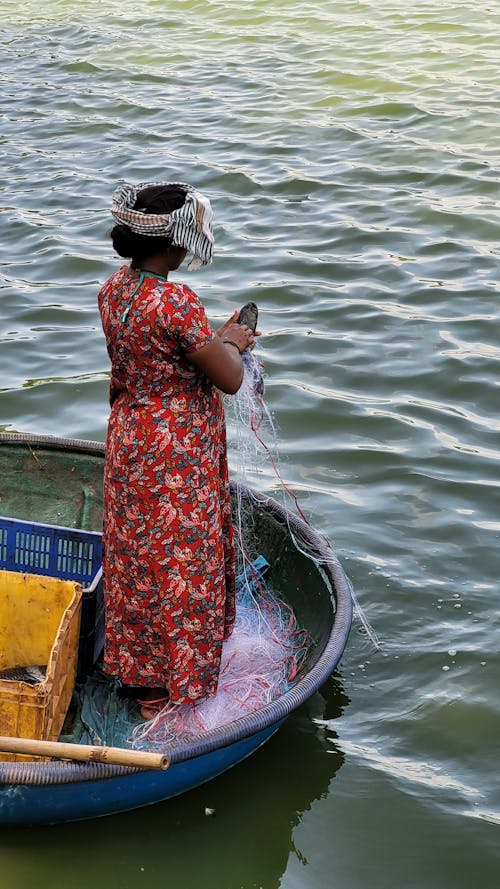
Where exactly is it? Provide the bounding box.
[98,181,255,719]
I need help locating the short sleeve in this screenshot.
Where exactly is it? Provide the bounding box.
[165,283,214,353]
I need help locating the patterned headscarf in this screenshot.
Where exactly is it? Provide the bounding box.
[111,181,214,270]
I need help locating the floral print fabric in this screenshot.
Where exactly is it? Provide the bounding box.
[98,265,236,703]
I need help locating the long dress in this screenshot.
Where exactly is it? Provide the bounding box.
[98,265,236,703]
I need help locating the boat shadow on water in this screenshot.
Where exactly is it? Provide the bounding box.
[0,682,349,889]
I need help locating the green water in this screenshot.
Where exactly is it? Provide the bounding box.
[1,1,499,886]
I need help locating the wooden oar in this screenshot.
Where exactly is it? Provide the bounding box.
[0,736,169,770]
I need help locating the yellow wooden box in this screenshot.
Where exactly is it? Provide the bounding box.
[0,569,82,761]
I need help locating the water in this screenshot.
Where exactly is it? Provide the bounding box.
[1,1,499,886]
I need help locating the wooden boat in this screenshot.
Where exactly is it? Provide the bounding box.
[0,433,352,825]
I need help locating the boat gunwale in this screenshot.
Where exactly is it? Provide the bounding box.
[0,433,352,785]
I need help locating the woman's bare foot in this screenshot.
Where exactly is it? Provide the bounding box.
[136,687,169,720]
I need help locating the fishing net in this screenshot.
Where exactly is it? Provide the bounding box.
[229,348,380,650]
[131,555,309,749]
[63,554,308,752]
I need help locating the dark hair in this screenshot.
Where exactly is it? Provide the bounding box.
[134,183,186,214]
[110,183,187,263]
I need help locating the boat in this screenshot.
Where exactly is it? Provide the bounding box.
[0,433,352,825]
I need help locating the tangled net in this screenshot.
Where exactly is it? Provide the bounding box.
[131,555,309,749]
[231,350,380,650]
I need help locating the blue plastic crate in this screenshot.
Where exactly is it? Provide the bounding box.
[0,516,104,678]
[0,516,102,583]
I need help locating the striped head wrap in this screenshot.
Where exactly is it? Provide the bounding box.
[111,181,214,270]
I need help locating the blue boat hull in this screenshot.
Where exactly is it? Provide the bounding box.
[0,723,282,826]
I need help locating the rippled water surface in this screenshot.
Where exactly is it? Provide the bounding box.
[1,2,499,887]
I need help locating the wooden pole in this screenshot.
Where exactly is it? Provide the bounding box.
[0,736,169,770]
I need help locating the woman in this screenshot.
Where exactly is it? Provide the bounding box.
[98,180,255,719]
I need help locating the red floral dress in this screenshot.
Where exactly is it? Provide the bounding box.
[98,265,236,703]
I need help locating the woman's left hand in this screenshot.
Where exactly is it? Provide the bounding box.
[216,310,261,348]
[216,311,239,338]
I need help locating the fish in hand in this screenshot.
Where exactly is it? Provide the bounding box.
[237,302,264,396]
[237,301,258,334]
